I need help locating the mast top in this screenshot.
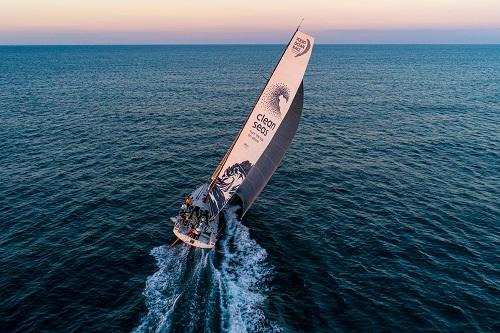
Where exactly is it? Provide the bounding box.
[296,18,304,32]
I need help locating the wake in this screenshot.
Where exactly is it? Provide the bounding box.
[133,206,281,333]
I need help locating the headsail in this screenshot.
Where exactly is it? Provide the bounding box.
[207,30,314,217]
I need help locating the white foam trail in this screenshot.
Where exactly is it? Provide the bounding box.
[132,245,190,333]
[133,207,280,333]
[217,206,282,333]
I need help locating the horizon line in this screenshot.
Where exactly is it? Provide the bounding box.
[2,42,500,46]
[2,27,500,45]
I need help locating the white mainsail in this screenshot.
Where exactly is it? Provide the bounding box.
[207,30,314,217]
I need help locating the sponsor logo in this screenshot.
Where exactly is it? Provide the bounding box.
[291,37,311,57]
[252,113,276,136]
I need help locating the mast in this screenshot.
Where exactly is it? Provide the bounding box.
[208,28,301,190]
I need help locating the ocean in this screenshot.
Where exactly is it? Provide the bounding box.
[0,44,499,332]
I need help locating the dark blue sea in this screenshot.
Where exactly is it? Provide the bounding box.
[1,44,499,333]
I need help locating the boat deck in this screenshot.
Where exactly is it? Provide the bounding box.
[173,215,218,248]
[172,183,219,249]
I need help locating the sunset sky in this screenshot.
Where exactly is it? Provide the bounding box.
[1,0,499,44]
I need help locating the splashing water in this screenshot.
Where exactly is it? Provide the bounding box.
[133,206,281,333]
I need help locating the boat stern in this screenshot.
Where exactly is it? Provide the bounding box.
[173,221,216,249]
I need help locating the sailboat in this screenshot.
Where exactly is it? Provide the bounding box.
[172,28,314,248]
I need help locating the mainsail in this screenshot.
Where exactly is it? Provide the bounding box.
[207,30,314,217]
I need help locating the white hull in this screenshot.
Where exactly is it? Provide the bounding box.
[172,214,219,249]
[173,223,215,249]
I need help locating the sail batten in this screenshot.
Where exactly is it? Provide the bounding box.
[207,31,314,217]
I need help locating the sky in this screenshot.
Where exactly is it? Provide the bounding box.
[1,0,499,44]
